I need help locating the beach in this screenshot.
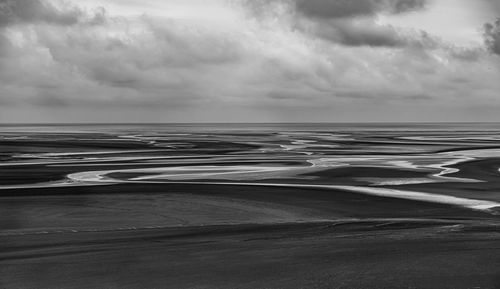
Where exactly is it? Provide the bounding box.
[1,123,500,288]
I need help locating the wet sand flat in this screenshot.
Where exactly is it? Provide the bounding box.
[2,124,500,288]
[1,184,499,288]
[2,221,500,289]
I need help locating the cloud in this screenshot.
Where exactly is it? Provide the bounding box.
[0,0,80,26]
[389,0,427,14]
[296,17,438,47]
[0,5,252,109]
[245,0,433,48]
[0,0,499,122]
[485,0,500,14]
[484,18,500,55]
[40,16,247,99]
[294,0,427,19]
[0,0,106,27]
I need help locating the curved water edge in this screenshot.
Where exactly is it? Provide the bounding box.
[2,157,500,213]
[63,167,500,214]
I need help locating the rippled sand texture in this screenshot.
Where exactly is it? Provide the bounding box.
[1,123,500,289]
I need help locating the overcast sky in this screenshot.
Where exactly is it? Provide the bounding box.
[1,0,500,123]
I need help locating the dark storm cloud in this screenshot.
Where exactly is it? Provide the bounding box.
[309,19,404,47]
[0,0,104,27]
[293,0,430,47]
[294,0,427,19]
[390,0,427,14]
[296,15,438,48]
[483,18,500,55]
[245,0,431,48]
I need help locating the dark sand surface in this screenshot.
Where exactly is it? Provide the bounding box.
[1,184,494,231]
[1,184,500,288]
[2,220,500,289]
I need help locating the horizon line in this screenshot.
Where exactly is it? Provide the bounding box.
[2,121,500,126]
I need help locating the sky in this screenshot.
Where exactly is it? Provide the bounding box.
[0,0,499,123]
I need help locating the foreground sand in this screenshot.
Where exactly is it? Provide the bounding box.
[1,184,500,289]
[2,221,500,289]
